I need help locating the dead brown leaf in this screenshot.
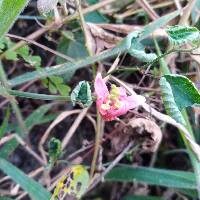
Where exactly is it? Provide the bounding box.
[107,118,162,157]
[128,118,162,152]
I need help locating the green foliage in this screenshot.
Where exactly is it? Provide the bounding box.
[71,81,93,107]
[0,107,10,139]
[128,31,157,62]
[160,75,200,124]
[48,137,62,165]
[163,75,200,109]
[123,195,163,200]
[0,158,51,200]
[106,165,196,189]
[159,76,186,125]
[85,0,108,23]
[166,25,200,46]
[0,104,55,158]
[0,0,28,38]
[42,76,71,96]
[8,11,181,87]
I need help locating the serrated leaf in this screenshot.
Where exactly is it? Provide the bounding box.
[71,81,93,107]
[106,165,196,189]
[159,76,186,125]
[0,158,51,200]
[166,25,200,46]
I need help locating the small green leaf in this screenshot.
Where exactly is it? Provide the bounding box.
[48,137,62,165]
[166,25,200,46]
[57,84,71,96]
[71,81,93,107]
[5,50,18,61]
[16,45,30,57]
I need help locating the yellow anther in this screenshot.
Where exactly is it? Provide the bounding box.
[101,103,110,110]
[114,100,121,109]
[110,84,120,100]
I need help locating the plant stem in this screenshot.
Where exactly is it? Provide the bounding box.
[3,89,71,101]
[90,111,102,179]
[0,63,27,137]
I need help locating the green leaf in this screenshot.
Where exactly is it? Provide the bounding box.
[71,81,93,107]
[105,165,196,189]
[16,45,30,57]
[140,10,181,40]
[57,84,71,96]
[0,0,28,38]
[128,31,157,62]
[48,137,62,165]
[0,104,54,158]
[159,76,186,125]
[123,195,164,200]
[25,103,54,130]
[5,50,18,61]
[85,0,108,23]
[0,107,10,139]
[163,75,200,109]
[0,158,51,200]
[166,25,200,46]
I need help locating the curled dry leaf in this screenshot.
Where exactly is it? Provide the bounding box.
[87,23,122,54]
[107,118,162,156]
[128,118,162,152]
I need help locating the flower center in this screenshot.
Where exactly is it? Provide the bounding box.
[101,84,121,110]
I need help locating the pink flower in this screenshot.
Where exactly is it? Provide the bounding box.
[94,73,145,121]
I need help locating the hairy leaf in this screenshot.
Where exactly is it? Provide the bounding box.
[159,76,186,125]
[166,25,200,46]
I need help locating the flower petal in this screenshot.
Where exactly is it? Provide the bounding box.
[94,73,109,99]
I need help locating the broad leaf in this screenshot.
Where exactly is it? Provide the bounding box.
[0,158,51,200]
[106,165,196,189]
[161,75,200,110]
[166,25,200,46]
[0,0,28,38]
[159,76,186,125]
